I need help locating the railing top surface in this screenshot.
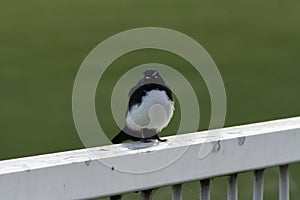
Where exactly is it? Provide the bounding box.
[1,116,300,175]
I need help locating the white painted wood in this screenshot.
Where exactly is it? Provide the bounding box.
[0,117,300,199]
[253,169,264,200]
[279,165,289,200]
[227,174,238,200]
[200,179,210,200]
[172,184,182,200]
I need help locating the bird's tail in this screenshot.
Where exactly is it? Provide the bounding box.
[111,130,132,144]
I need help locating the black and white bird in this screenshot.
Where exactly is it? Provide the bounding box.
[111,69,174,144]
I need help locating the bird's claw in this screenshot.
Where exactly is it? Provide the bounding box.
[157,138,167,142]
[140,138,152,143]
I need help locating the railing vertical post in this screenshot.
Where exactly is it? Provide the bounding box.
[141,189,153,200]
[172,184,182,200]
[110,195,121,200]
[200,179,210,200]
[279,165,289,200]
[228,174,238,200]
[253,169,264,200]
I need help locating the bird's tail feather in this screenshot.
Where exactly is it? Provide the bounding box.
[111,130,134,144]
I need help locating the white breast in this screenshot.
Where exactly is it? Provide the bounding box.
[126,90,174,133]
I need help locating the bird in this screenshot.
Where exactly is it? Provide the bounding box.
[111,69,174,144]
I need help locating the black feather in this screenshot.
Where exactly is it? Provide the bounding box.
[128,83,173,111]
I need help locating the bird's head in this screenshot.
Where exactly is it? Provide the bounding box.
[142,69,166,85]
[128,69,169,97]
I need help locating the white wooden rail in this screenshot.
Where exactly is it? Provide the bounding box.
[1,117,300,199]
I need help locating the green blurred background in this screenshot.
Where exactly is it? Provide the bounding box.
[1,0,300,199]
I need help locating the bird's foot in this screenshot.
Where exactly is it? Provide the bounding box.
[140,138,152,143]
[157,138,167,142]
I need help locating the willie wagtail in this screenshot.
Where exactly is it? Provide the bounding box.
[111,69,174,144]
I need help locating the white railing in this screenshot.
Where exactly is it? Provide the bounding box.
[1,117,300,200]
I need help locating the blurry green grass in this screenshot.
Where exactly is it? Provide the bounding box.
[1,0,300,199]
